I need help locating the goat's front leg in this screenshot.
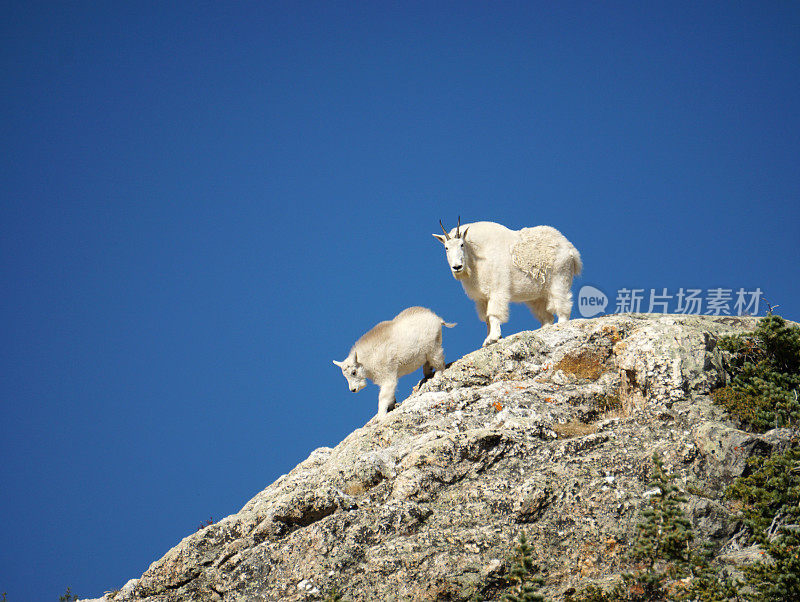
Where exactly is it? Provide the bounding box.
[377,381,398,418]
[483,315,503,347]
[482,297,508,347]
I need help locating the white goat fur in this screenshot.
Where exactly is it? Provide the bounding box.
[433,221,582,347]
[333,307,456,419]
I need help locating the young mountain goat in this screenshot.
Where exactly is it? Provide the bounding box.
[433,218,582,347]
[333,307,456,419]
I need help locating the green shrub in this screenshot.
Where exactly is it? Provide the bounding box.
[563,582,627,602]
[568,445,800,601]
[711,387,770,430]
[323,585,347,602]
[504,532,546,602]
[726,445,800,601]
[716,314,800,599]
[677,542,742,602]
[564,454,742,602]
[59,589,79,602]
[714,314,800,431]
[631,454,693,571]
[565,454,694,601]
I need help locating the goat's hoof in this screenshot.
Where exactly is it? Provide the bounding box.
[482,336,500,347]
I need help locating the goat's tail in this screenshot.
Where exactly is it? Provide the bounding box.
[442,321,457,329]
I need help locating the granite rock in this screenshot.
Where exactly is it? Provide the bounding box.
[85,314,793,602]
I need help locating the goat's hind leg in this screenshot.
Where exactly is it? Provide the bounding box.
[547,275,574,323]
[423,346,446,381]
[429,344,446,371]
[526,299,554,327]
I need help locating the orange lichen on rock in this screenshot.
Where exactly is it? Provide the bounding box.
[554,347,612,381]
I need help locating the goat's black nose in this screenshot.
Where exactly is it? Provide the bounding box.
[453,264,463,271]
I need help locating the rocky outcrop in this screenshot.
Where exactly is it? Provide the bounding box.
[90,314,794,601]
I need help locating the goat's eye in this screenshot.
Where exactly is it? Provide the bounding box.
[351,370,357,376]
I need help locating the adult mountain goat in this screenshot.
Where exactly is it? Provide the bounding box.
[434,218,582,347]
[333,307,456,419]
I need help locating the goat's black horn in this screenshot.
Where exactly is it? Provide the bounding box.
[439,220,450,239]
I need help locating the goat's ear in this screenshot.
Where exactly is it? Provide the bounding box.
[432,234,447,244]
[332,360,343,368]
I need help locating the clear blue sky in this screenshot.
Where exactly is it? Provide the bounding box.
[2,2,798,599]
